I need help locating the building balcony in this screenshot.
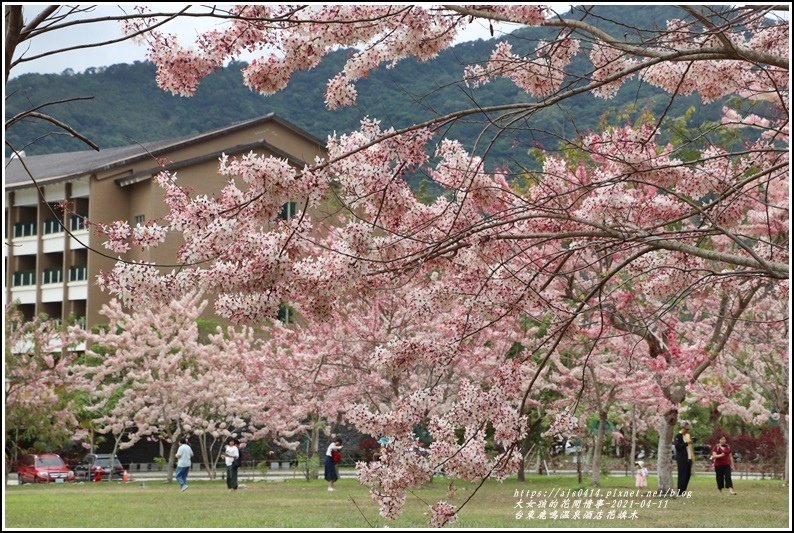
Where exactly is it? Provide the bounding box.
[10,285,36,305]
[41,285,64,303]
[67,280,88,301]
[69,229,90,250]
[42,233,67,254]
[41,269,64,302]
[8,333,78,354]
[12,234,37,256]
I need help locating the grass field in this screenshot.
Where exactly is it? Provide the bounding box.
[4,474,789,528]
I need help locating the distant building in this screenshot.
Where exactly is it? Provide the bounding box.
[4,114,326,327]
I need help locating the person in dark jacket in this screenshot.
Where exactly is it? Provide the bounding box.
[672,421,694,495]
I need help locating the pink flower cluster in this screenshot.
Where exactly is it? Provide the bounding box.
[429,501,458,528]
[325,73,358,110]
[470,38,579,97]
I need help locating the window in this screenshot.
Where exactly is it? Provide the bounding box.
[12,270,35,286]
[70,215,86,231]
[134,214,145,225]
[36,455,66,467]
[277,303,293,324]
[44,218,64,234]
[42,268,63,284]
[13,222,36,238]
[69,266,88,282]
[278,201,297,220]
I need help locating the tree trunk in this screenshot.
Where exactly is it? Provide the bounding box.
[517,455,526,482]
[108,437,123,482]
[199,435,209,479]
[305,419,320,481]
[591,411,607,487]
[5,7,23,84]
[657,409,678,493]
[198,434,219,479]
[782,415,789,487]
[629,405,637,476]
[8,428,19,485]
[165,431,180,483]
[517,430,532,482]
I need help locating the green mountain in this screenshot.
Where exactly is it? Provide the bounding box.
[5,6,726,173]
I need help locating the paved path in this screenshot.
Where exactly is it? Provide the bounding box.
[6,469,778,486]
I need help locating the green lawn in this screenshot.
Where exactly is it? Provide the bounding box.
[4,475,789,528]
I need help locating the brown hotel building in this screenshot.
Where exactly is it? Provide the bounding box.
[4,114,326,327]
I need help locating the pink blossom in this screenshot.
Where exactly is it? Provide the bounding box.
[325,73,358,109]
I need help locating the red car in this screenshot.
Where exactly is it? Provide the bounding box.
[17,453,76,484]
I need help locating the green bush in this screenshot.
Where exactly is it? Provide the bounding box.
[256,461,270,477]
[153,456,167,471]
[294,452,320,481]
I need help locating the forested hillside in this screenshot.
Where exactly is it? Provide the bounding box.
[6,6,728,174]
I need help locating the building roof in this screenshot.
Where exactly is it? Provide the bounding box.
[4,114,325,191]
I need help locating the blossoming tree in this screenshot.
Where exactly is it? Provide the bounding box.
[70,292,271,480]
[4,4,787,524]
[97,4,789,521]
[692,295,789,485]
[5,305,80,482]
[244,281,545,520]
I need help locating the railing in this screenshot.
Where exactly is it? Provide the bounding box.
[278,201,297,220]
[12,270,36,286]
[42,268,63,284]
[69,266,88,282]
[70,215,87,231]
[277,303,293,324]
[43,219,64,234]
[13,222,36,238]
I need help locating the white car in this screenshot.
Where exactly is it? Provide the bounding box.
[564,440,582,455]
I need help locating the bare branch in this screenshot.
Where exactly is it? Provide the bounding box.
[17,112,100,151]
[5,96,95,129]
[442,5,789,69]
[10,6,191,68]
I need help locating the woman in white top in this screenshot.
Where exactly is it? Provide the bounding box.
[221,437,240,491]
[324,438,343,491]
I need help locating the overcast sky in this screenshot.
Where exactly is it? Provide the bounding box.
[9,4,574,78]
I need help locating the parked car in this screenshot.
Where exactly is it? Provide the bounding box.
[550,437,582,456]
[73,454,125,481]
[635,449,656,460]
[17,453,76,484]
[670,443,712,460]
[694,444,712,459]
[564,438,583,455]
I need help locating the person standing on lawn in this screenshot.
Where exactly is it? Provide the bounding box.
[711,435,738,495]
[222,437,240,491]
[175,436,193,492]
[325,438,343,491]
[673,421,695,495]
